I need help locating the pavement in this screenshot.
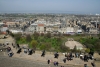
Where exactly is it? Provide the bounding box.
[65,38,83,49]
[0,35,93,67]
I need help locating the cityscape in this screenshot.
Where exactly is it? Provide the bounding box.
[0,13,100,35]
[0,0,100,67]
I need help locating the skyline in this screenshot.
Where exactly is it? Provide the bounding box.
[0,0,100,14]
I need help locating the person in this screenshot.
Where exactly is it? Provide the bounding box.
[7,47,11,52]
[63,58,66,63]
[24,49,27,53]
[41,50,45,57]
[56,61,59,66]
[84,55,88,62]
[12,43,13,46]
[54,61,56,66]
[17,48,21,54]
[47,59,50,64]
[17,44,20,48]
[8,51,14,57]
[91,62,95,67]
[54,52,59,59]
[84,64,87,67]
[28,49,33,55]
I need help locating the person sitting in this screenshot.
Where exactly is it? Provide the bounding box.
[17,48,21,54]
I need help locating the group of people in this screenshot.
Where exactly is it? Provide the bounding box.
[7,46,14,57]
[47,59,65,67]
[3,42,96,67]
[80,54,94,62]
[47,60,59,66]
[54,61,59,66]
[64,53,73,61]
[47,59,59,66]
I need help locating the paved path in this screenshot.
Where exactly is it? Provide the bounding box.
[65,38,83,49]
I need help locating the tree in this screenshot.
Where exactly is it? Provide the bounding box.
[85,48,90,53]
[40,42,51,51]
[33,32,39,40]
[72,45,77,52]
[30,40,38,50]
[26,34,32,42]
[19,37,26,44]
[45,32,51,38]
[14,33,22,39]
[95,42,100,53]
[60,45,70,52]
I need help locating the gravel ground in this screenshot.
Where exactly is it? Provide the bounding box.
[0,55,83,67]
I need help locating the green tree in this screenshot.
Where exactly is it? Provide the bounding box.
[14,33,22,39]
[85,48,90,53]
[30,40,38,50]
[72,45,77,52]
[45,32,51,38]
[26,34,32,42]
[19,37,26,44]
[95,42,100,53]
[40,42,51,51]
[60,45,70,52]
[33,32,39,40]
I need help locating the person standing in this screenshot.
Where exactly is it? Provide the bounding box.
[91,62,96,67]
[47,59,50,64]
[56,61,59,66]
[63,58,66,63]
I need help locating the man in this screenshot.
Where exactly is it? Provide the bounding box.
[63,58,66,63]
[47,59,50,64]
[17,48,21,54]
[41,50,45,57]
[91,62,95,67]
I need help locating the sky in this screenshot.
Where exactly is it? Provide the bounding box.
[0,0,100,14]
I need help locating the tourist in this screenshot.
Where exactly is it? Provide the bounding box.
[63,58,66,63]
[54,61,56,66]
[41,50,45,57]
[84,64,87,67]
[17,48,21,54]
[56,61,59,66]
[54,52,59,59]
[47,59,50,64]
[91,62,95,67]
